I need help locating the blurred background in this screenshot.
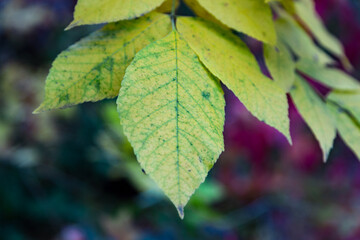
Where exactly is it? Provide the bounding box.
[1,0,360,239]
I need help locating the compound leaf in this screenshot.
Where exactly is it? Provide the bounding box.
[67,0,166,29]
[196,0,276,44]
[117,30,225,218]
[177,17,291,142]
[35,13,171,113]
[290,75,336,161]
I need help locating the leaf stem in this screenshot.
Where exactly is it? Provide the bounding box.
[171,0,177,29]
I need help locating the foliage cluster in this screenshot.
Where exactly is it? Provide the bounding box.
[35,0,360,217]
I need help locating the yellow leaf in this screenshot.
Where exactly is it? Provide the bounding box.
[34,13,171,113]
[195,0,277,44]
[265,0,296,14]
[117,30,225,218]
[263,42,296,92]
[327,102,360,160]
[67,0,166,29]
[183,0,225,27]
[290,75,336,161]
[296,60,360,91]
[177,17,291,143]
[327,91,360,123]
[157,0,179,13]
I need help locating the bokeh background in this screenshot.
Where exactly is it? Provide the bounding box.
[1,0,360,239]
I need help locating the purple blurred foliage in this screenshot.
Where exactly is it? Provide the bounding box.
[216,1,360,238]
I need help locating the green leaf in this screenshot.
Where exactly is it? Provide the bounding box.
[117,30,225,218]
[67,0,166,29]
[290,75,336,161]
[263,42,296,92]
[35,13,171,113]
[177,17,291,143]
[294,0,352,70]
[327,102,360,160]
[195,0,277,44]
[295,0,343,56]
[275,9,333,65]
[296,60,360,91]
[327,91,360,123]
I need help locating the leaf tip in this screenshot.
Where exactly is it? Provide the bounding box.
[32,106,43,115]
[177,205,185,219]
[64,21,79,31]
[286,133,293,146]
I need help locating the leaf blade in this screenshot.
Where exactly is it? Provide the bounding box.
[295,0,344,57]
[327,102,360,160]
[296,60,360,91]
[275,10,333,65]
[263,42,296,92]
[35,13,171,113]
[67,0,166,29]
[290,75,336,161]
[196,0,276,44]
[327,91,360,123]
[177,17,291,143]
[117,30,225,217]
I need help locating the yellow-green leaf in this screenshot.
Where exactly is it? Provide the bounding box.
[265,0,295,14]
[157,0,179,13]
[117,30,225,218]
[327,102,360,160]
[296,60,360,90]
[327,91,360,122]
[263,42,296,92]
[290,75,336,161]
[275,9,333,65]
[177,17,291,142]
[195,0,277,44]
[35,13,171,113]
[67,0,166,29]
[183,0,225,27]
[295,0,343,56]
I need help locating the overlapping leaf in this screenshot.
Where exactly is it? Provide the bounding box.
[296,60,360,91]
[157,0,180,13]
[35,13,171,113]
[177,17,291,142]
[195,0,276,44]
[295,0,343,56]
[290,76,336,161]
[275,9,333,65]
[327,102,360,160]
[183,0,225,27]
[263,42,296,92]
[117,30,225,217]
[67,0,166,29]
[265,0,295,13]
[327,91,360,122]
